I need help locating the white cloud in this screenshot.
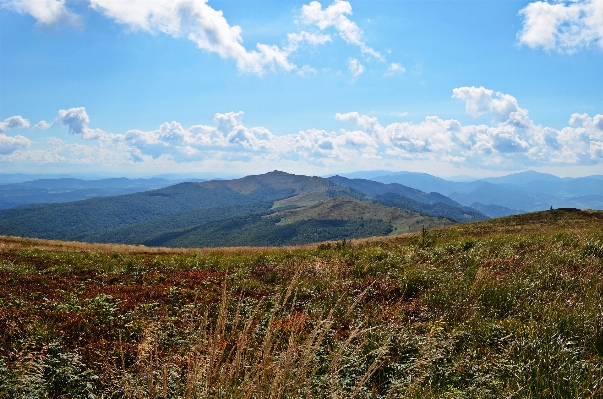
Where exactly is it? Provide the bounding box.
[57,107,124,142]
[519,0,603,52]
[5,88,602,170]
[451,86,527,124]
[85,1,337,75]
[33,120,54,130]
[286,31,332,50]
[297,65,318,77]
[0,133,31,155]
[590,140,603,159]
[336,112,380,133]
[89,0,296,74]
[5,0,384,76]
[337,87,603,167]
[441,155,466,163]
[391,112,408,117]
[58,107,89,134]
[0,115,30,132]
[5,0,79,26]
[300,0,383,60]
[347,57,364,77]
[385,62,406,76]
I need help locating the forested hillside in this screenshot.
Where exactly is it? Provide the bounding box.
[0,171,485,247]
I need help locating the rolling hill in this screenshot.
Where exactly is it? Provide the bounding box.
[0,171,486,247]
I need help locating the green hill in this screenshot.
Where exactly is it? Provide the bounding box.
[0,171,486,247]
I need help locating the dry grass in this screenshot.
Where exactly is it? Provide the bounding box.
[120,272,387,398]
[1,209,603,398]
[0,235,323,255]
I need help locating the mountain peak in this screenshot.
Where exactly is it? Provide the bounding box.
[196,170,329,194]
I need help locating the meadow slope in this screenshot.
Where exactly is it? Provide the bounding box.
[1,209,602,398]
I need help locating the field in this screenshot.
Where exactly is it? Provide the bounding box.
[1,209,603,398]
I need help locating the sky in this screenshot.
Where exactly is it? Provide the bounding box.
[1,0,602,178]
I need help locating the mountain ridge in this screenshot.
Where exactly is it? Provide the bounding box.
[0,171,476,247]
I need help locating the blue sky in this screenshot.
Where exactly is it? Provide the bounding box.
[1,0,602,178]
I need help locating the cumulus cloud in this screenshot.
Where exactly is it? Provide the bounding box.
[5,0,79,26]
[58,107,89,134]
[451,86,528,125]
[301,0,383,60]
[0,116,30,132]
[56,107,123,142]
[519,0,603,52]
[347,57,365,77]
[337,87,603,166]
[0,134,31,155]
[5,87,602,169]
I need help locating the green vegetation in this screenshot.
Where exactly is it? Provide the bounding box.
[374,193,487,222]
[0,183,295,240]
[0,172,482,248]
[1,209,602,397]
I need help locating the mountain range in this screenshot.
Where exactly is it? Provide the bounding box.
[0,170,600,248]
[367,170,603,215]
[0,177,207,210]
[0,171,488,247]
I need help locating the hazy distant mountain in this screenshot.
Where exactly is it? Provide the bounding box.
[372,173,462,194]
[326,170,396,180]
[0,171,484,247]
[327,175,460,206]
[480,170,561,184]
[371,170,603,212]
[469,203,523,218]
[0,177,186,209]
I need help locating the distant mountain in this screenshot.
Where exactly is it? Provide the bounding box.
[0,177,195,209]
[371,170,603,212]
[480,170,561,184]
[0,171,482,247]
[327,176,461,206]
[0,177,298,240]
[0,173,115,184]
[372,173,462,195]
[469,202,523,218]
[326,170,395,180]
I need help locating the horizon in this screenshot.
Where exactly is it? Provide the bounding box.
[2,168,602,184]
[1,0,602,177]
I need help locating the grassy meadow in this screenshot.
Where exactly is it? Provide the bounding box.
[1,209,603,398]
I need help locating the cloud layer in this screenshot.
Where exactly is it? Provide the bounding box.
[3,87,602,171]
[519,0,603,52]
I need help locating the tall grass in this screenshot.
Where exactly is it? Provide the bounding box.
[114,272,388,398]
[1,210,603,397]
